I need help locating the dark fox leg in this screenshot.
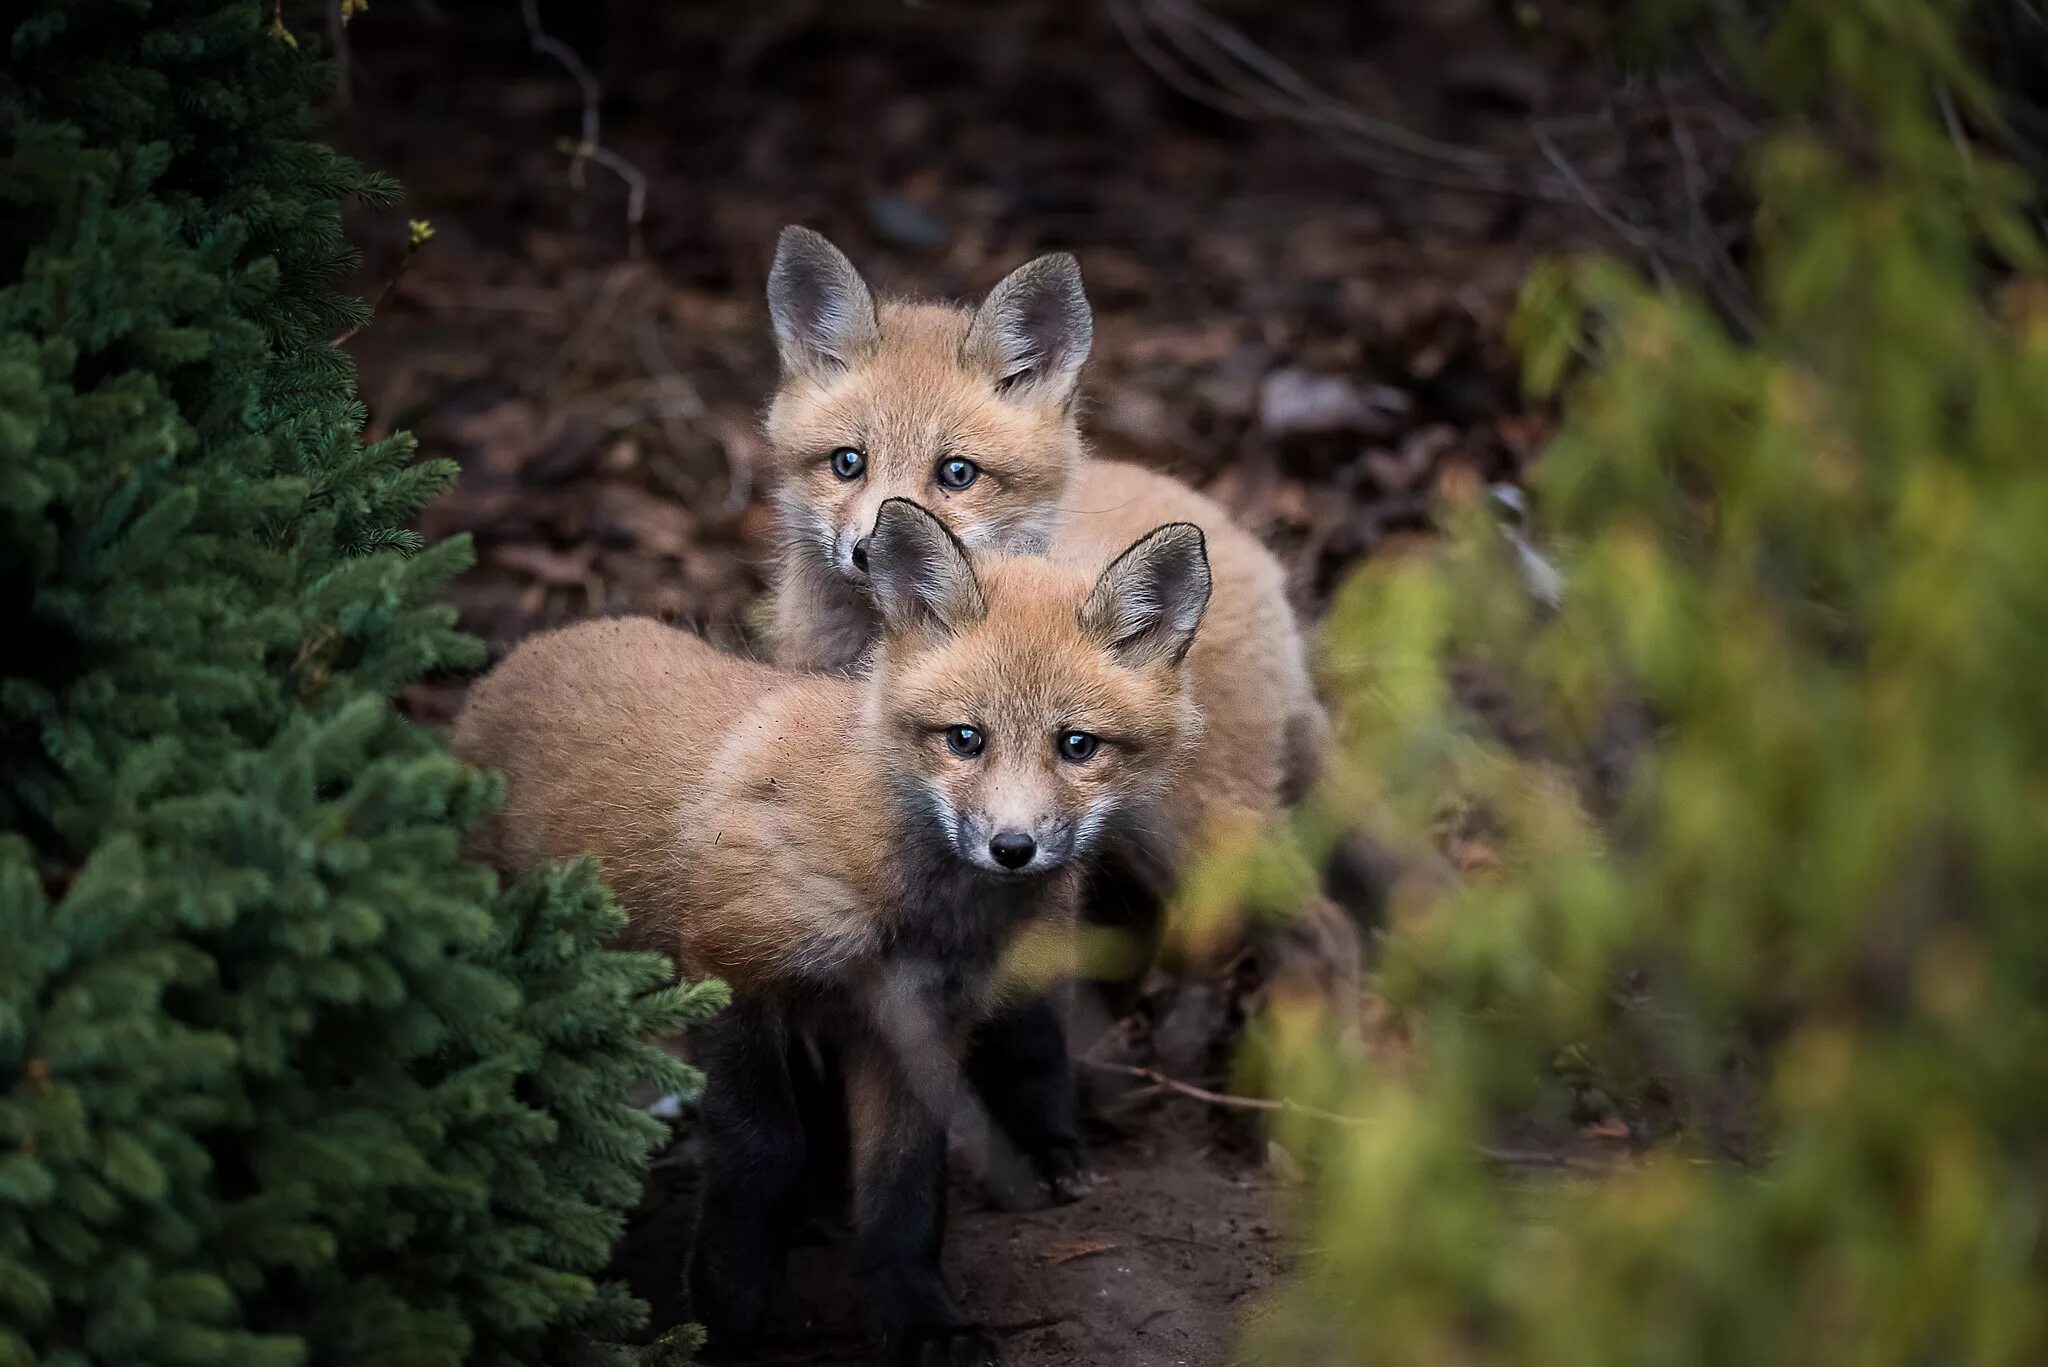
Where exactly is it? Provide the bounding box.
[1077,849,1165,1020]
[687,997,806,1360]
[966,993,1092,1210]
[848,1039,1000,1367]
[788,1030,852,1237]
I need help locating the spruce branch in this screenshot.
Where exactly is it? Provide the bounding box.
[332,218,434,346]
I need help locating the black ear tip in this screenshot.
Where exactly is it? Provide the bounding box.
[772,225,847,271]
[1157,521,1209,560]
[871,496,912,531]
[872,497,940,538]
[1035,252,1086,295]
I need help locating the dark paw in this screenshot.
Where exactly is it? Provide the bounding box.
[1047,1161,1096,1205]
[982,1148,1053,1212]
[982,1134,1094,1211]
[1033,1133,1095,1206]
[892,1324,1002,1367]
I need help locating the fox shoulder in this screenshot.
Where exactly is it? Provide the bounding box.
[665,676,897,987]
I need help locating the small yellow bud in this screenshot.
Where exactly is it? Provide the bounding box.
[407,219,436,248]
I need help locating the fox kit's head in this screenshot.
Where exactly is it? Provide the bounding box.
[860,498,1209,880]
[764,226,1093,589]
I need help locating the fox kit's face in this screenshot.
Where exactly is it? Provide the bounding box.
[861,499,1210,881]
[764,228,1093,589]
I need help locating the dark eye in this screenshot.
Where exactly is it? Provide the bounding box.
[1057,731,1099,763]
[936,456,980,491]
[830,447,866,481]
[945,725,985,759]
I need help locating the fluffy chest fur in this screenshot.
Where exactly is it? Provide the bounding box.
[671,677,1081,1020]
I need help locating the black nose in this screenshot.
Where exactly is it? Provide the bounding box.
[988,831,1036,869]
[850,536,870,573]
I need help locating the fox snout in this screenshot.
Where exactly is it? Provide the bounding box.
[955,810,1079,877]
[833,523,871,581]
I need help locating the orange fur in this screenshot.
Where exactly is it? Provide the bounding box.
[759,230,1336,971]
[452,517,1207,1000]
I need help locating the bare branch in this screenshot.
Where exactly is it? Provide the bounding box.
[1080,1058,1614,1172]
[333,219,435,347]
[521,0,649,256]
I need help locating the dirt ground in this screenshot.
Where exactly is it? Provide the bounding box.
[619,1092,1289,1367]
[334,1,1642,1360]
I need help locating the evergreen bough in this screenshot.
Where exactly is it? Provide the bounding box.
[0,3,722,1364]
[1256,0,2048,1361]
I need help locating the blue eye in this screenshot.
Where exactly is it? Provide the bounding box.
[945,725,985,759]
[1058,731,1099,763]
[936,456,980,491]
[830,447,866,480]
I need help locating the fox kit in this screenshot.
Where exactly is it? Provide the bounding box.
[760,227,1355,1014]
[453,499,1212,1366]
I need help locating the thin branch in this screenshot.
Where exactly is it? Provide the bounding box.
[581,144,647,255]
[326,0,352,110]
[1659,71,1760,336]
[1938,83,1977,180]
[521,0,648,256]
[1530,125,1652,251]
[1157,0,1510,173]
[332,220,435,347]
[521,0,599,154]
[1079,1058,1612,1172]
[1109,0,1543,199]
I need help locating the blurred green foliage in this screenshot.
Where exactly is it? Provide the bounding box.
[1255,0,2048,1360]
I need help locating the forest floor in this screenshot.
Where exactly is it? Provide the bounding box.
[620,1093,1292,1367]
[338,1,1637,1360]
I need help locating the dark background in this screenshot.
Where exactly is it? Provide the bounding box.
[334,3,1680,1360]
[330,0,1684,715]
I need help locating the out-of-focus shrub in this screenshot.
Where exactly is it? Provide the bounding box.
[1254,0,2048,1360]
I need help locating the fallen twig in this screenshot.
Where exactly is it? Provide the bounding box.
[1078,1058,1612,1172]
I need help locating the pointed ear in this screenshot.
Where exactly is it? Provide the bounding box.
[768,226,881,378]
[1080,523,1212,669]
[963,252,1093,404]
[866,498,988,641]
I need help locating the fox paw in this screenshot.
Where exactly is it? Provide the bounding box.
[1036,1136,1096,1204]
[984,1135,1094,1211]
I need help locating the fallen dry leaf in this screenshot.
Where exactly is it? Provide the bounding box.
[1038,1239,1118,1267]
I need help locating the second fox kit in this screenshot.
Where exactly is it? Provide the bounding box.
[761,227,1353,997]
[453,500,1211,1366]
